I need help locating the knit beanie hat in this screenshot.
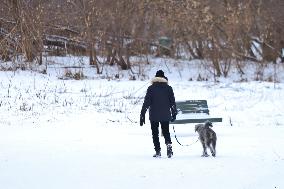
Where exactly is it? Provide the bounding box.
[155,70,165,78]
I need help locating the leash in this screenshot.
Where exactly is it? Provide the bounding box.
[131,81,150,96]
[126,81,150,123]
[172,125,199,147]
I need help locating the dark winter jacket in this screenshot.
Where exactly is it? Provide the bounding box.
[141,77,177,122]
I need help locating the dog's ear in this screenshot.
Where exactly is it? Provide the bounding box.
[205,121,213,127]
[195,125,199,132]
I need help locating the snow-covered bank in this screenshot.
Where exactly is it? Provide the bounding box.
[1,58,284,189]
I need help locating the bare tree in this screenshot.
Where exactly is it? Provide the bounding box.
[1,0,283,75]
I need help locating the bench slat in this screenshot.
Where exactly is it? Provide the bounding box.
[176,100,208,107]
[171,117,222,124]
[180,109,209,114]
[176,104,208,108]
[176,100,209,115]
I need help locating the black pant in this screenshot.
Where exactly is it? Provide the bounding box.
[150,121,172,152]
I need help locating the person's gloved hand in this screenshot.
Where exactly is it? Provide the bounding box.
[140,114,145,126]
[171,113,176,122]
[171,105,177,122]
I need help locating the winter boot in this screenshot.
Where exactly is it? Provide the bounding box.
[167,144,173,158]
[153,150,161,158]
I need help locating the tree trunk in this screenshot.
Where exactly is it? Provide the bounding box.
[212,58,221,77]
[89,43,100,74]
[211,39,221,77]
[263,37,277,62]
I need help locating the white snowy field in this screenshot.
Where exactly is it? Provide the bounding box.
[1,58,284,189]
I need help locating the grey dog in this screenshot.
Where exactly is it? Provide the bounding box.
[195,121,217,157]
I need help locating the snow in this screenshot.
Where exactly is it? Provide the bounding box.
[1,57,284,189]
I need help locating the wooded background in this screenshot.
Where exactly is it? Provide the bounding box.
[1,0,283,76]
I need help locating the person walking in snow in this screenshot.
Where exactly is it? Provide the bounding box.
[140,70,177,158]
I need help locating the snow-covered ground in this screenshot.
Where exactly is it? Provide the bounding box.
[0,57,284,189]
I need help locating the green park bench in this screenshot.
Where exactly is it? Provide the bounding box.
[170,100,222,124]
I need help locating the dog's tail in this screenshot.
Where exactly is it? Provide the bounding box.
[212,135,217,151]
